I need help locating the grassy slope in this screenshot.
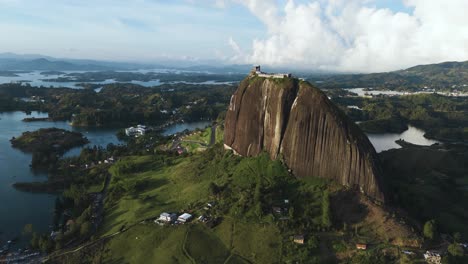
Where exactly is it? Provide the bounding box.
[180,127,212,152]
[100,147,289,263]
[183,127,212,144]
[94,144,422,263]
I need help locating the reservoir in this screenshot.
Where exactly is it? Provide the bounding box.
[0,71,237,89]
[0,111,120,246]
[0,111,212,245]
[366,125,439,152]
[161,121,212,136]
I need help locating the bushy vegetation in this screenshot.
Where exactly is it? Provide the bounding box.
[0,82,235,126]
[380,143,468,237]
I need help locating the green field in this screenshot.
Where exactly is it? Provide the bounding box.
[97,145,336,263]
[183,127,212,145]
[179,126,213,153]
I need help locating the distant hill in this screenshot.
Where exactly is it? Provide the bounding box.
[308,61,468,91]
[0,57,120,71]
[0,52,164,71]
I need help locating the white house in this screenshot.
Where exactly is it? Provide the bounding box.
[177,213,193,223]
[157,212,177,223]
[125,125,147,137]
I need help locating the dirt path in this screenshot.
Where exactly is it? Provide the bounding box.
[210,124,217,146]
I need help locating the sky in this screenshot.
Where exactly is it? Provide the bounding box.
[0,0,467,72]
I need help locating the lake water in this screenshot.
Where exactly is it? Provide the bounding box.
[0,71,237,89]
[161,121,212,136]
[366,125,439,152]
[347,87,468,97]
[0,111,120,246]
[0,112,213,245]
[347,88,410,96]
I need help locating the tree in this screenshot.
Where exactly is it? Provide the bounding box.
[254,176,263,205]
[208,182,220,196]
[80,221,93,237]
[399,254,414,264]
[288,206,295,219]
[453,232,462,243]
[38,235,53,253]
[423,220,438,240]
[448,243,464,257]
[30,232,40,249]
[22,223,33,235]
[322,190,332,229]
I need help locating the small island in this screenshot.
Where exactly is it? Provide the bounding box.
[40,71,66,76]
[10,128,89,168]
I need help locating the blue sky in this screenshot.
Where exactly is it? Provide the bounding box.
[0,0,265,61]
[0,0,467,72]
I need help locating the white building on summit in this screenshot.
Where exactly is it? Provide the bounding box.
[253,65,291,79]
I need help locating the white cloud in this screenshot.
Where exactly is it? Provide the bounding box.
[233,0,468,72]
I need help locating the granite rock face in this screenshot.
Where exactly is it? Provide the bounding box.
[224,75,386,203]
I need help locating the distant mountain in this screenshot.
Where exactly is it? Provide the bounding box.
[0,57,120,71]
[0,52,56,60]
[0,58,111,71]
[0,52,162,71]
[309,61,468,90]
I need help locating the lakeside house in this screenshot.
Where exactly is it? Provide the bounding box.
[125,125,147,137]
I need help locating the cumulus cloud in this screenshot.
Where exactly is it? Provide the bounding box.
[232,0,468,72]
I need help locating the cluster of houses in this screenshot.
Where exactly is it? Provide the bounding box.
[155,202,219,228]
[155,212,193,225]
[125,125,147,137]
[84,156,115,169]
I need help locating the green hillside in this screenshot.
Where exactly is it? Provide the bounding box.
[100,146,325,263]
[310,61,468,91]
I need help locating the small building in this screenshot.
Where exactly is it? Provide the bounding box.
[125,125,147,137]
[157,212,177,223]
[178,213,193,223]
[272,207,283,214]
[50,231,60,239]
[356,243,367,250]
[293,235,305,244]
[252,65,291,79]
[424,251,442,264]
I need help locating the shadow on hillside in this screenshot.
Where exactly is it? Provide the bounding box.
[331,189,368,227]
[101,208,128,235]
